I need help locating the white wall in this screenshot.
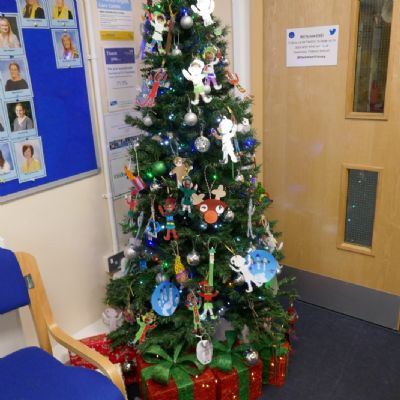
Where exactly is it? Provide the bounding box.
[0,0,235,356]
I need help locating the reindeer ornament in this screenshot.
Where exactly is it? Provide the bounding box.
[192,185,228,224]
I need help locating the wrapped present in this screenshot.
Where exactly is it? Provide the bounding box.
[211,331,263,400]
[68,333,137,384]
[267,343,289,386]
[136,343,217,400]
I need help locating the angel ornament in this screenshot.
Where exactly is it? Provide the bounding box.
[147,12,168,54]
[212,116,238,164]
[182,59,212,105]
[191,0,215,26]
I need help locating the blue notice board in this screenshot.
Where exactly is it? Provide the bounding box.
[0,0,98,203]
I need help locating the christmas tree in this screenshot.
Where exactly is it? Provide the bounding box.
[106,0,295,370]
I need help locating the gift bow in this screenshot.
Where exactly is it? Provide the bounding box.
[211,331,251,400]
[141,343,205,400]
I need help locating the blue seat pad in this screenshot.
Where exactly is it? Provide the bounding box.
[0,347,125,400]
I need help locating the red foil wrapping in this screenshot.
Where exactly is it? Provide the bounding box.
[136,355,217,400]
[68,333,137,384]
[212,360,263,400]
[268,352,288,386]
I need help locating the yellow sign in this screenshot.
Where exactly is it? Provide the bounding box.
[100,31,134,41]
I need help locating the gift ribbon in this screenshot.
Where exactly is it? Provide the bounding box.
[211,331,251,400]
[141,343,204,400]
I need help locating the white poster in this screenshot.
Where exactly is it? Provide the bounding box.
[104,47,137,111]
[286,25,339,67]
[96,0,134,41]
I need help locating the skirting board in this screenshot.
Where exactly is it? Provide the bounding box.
[282,265,400,330]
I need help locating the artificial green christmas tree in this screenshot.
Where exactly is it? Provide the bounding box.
[105,0,296,393]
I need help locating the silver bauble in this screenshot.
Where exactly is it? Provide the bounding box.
[244,349,259,366]
[184,111,198,126]
[143,115,153,127]
[156,272,168,284]
[171,45,182,56]
[235,173,244,182]
[180,15,193,29]
[186,250,200,266]
[122,359,136,373]
[195,135,210,153]
[204,85,211,95]
[224,209,235,222]
[124,245,138,260]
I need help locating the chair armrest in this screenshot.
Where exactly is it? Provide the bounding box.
[48,324,128,400]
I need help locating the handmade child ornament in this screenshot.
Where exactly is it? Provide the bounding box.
[212,117,238,164]
[191,0,215,26]
[186,291,203,333]
[102,307,123,333]
[198,280,218,320]
[196,338,213,365]
[182,59,212,105]
[145,198,161,240]
[151,281,180,317]
[179,175,197,217]
[158,198,179,240]
[225,69,253,100]
[229,250,278,293]
[133,311,157,344]
[146,12,168,54]
[136,68,168,108]
[247,198,256,239]
[174,254,189,284]
[203,46,222,90]
[260,217,284,253]
[194,185,227,224]
[169,156,193,186]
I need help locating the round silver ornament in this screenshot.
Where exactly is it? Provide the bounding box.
[186,250,200,266]
[122,359,136,374]
[235,173,244,182]
[143,115,153,127]
[224,209,235,222]
[180,15,193,29]
[244,349,259,366]
[171,45,182,56]
[184,111,198,126]
[195,134,210,153]
[123,245,138,260]
[204,85,211,95]
[156,272,168,284]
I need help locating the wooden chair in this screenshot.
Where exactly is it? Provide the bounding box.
[0,249,128,400]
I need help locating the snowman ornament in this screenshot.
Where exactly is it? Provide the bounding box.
[212,117,238,164]
[191,0,215,27]
[182,59,212,105]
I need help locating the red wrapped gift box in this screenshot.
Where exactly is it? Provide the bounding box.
[68,334,137,385]
[136,355,217,400]
[212,360,263,400]
[268,342,289,386]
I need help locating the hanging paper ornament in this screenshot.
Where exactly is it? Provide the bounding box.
[187,248,200,266]
[182,59,212,105]
[133,312,157,344]
[235,172,244,182]
[247,198,256,239]
[186,291,203,333]
[202,46,222,90]
[179,175,197,217]
[146,12,168,54]
[244,349,259,366]
[136,69,168,108]
[224,208,235,222]
[151,161,167,177]
[180,15,193,29]
[195,132,211,153]
[145,199,161,240]
[184,110,198,126]
[170,157,193,187]
[150,179,162,192]
[191,0,215,26]
[211,117,239,164]
[151,281,180,317]
[102,307,123,333]
[174,255,189,283]
[196,185,227,224]
[225,69,253,100]
[171,44,182,56]
[196,339,213,365]
[229,250,279,293]
[198,280,218,320]
[158,198,179,241]
[143,115,153,127]
[156,272,169,284]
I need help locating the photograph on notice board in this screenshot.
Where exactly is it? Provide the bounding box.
[52,29,82,68]
[0,14,24,57]
[0,141,18,182]
[13,136,46,182]
[0,57,33,100]
[48,0,76,28]
[6,100,37,137]
[17,0,50,28]
[0,101,10,141]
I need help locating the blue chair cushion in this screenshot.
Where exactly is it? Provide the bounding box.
[0,347,125,400]
[0,248,30,314]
